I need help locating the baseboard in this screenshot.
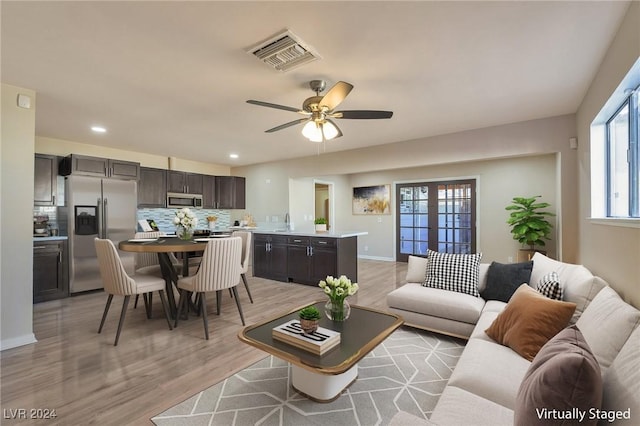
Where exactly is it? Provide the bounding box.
[1,333,37,351]
[357,255,395,262]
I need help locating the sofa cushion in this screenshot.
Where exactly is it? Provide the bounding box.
[601,325,640,425]
[530,252,605,324]
[406,255,428,283]
[446,338,531,409]
[481,261,533,303]
[576,285,640,373]
[536,271,563,300]
[485,284,576,361]
[387,283,484,325]
[430,385,514,426]
[423,250,482,297]
[515,325,602,426]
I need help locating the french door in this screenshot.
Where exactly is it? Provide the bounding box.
[396,180,476,262]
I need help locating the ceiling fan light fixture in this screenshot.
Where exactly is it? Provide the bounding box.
[302,120,338,142]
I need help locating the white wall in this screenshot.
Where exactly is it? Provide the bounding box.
[576,1,640,308]
[1,84,37,350]
[234,114,577,260]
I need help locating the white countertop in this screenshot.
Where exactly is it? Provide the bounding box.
[253,230,368,238]
[33,236,68,242]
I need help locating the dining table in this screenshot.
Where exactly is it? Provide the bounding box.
[118,235,222,317]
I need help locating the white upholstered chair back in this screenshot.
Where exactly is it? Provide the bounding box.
[95,238,136,296]
[231,231,252,274]
[190,237,242,293]
[134,231,162,269]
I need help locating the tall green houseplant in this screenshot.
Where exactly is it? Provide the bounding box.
[505,196,555,250]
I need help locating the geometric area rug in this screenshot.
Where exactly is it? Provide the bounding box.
[151,327,465,426]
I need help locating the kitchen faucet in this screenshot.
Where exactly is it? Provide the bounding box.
[284,212,290,230]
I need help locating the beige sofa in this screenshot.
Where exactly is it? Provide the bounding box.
[386,253,640,425]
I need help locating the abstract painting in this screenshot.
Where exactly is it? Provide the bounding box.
[353,184,391,214]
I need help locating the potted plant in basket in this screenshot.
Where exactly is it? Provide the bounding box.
[314,217,327,232]
[505,195,555,261]
[299,306,321,334]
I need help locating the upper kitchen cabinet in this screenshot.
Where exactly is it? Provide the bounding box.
[59,154,140,180]
[215,176,246,209]
[167,171,203,194]
[202,175,216,208]
[138,167,167,208]
[34,154,58,206]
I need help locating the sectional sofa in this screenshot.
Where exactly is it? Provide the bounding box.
[386,252,640,425]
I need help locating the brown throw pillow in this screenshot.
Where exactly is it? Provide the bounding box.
[485,284,576,361]
[515,325,602,426]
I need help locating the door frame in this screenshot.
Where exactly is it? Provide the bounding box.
[393,176,480,261]
[314,179,334,230]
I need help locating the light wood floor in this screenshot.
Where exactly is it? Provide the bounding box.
[1,259,408,425]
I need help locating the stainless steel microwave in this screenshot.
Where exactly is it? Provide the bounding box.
[167,192,203,209]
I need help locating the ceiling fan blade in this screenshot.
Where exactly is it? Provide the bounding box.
[332,110,394,119]
[320,81,354,111]
[247,100,304,114]
[265,118,309,133]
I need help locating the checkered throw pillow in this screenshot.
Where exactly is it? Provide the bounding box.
[423,250,482,297]
[536,271,563,300]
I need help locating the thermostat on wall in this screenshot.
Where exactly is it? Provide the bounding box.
[17,94,31,109]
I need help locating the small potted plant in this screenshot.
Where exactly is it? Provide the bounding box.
[298,305,321,334]
[314,217,327,233]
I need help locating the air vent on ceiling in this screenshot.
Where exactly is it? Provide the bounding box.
[248,30,321,72]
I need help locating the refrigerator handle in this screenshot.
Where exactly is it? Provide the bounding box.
[97,198,103,238]
[103,198,109,239]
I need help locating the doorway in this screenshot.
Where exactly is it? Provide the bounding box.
[396,179,476,261]
[314,181,333,230]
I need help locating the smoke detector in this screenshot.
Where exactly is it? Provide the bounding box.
[247,29,321,72]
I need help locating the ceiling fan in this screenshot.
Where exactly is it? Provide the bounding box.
[246,80,393,142]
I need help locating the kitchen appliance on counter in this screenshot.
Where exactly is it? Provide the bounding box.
[66,176,137,293]
[34,215,50,237]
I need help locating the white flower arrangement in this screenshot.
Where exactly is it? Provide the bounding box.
[319,275,359,303]
[173,207,198,231]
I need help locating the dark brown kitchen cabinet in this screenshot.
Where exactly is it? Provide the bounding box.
[202,175,216,208]
[253,234,288,281]
[33,240,68,303]
[138,167,167,208]
[34,154,58,206]
[59,154,139,180]
[167,171,203,194]
[215,176,245,209]
[253,233,357,285]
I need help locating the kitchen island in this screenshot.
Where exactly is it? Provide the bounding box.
[252,231,366,286]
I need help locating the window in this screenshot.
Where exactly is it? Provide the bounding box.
[396,179,476,261]
[606,86,639,218]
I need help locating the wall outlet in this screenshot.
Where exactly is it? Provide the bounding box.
[508,256,513,263]
[364,245,369,252]
[377,217,382,223]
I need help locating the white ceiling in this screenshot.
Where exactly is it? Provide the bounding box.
[1,1,630,167]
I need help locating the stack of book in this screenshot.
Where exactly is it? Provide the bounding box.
[272,320,340,355]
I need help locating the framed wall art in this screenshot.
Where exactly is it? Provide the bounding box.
[352,184,391,215]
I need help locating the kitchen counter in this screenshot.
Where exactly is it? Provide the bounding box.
[33,236,69,242]
[252,230,368,238]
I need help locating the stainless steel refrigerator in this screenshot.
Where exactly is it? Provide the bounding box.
[66,176,137,293]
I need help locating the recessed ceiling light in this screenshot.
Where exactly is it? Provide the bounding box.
[229,154,239,159]
[91,126,107,133]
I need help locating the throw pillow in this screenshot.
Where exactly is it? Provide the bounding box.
[536,271,563,300]
[481,261,533,303]
[406,255,429,283]
[485,284,577,361]
[515,325,602,426]
[423,250,482,297]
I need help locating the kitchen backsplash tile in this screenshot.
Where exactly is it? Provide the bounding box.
[137,208,230,233]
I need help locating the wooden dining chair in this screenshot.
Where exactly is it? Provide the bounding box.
[95,238,173,346]
[231,230,254,303]
[174,237,243,340]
